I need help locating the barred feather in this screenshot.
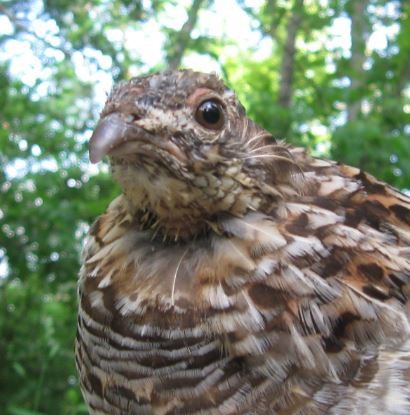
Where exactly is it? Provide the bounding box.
[77,70,410,414]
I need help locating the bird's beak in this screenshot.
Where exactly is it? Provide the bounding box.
[89,113,132,163]
[89,112,188,165]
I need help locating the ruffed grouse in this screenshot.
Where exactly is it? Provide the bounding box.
[76,70,410,414]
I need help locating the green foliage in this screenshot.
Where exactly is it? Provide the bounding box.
[0,65,119,413]
[332,120,410,188]
[0,0,408,413]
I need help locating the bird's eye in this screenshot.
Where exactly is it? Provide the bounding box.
[195,99,224,130]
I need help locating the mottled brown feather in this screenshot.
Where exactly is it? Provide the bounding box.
[77,70,410,415]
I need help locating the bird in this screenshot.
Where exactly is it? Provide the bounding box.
[76,69,410,415]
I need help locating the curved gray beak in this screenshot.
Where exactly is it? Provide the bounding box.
[89,113,131,163]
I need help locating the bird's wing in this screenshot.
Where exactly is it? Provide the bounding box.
[207,155,410,413]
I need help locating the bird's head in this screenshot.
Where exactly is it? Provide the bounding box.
[89,70,299,239]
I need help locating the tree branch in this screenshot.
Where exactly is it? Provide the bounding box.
[277,0,304,109]
[347,0,369,122]
[167,0,209,70]
[0,4,72,58]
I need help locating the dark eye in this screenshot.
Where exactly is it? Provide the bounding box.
[195,99,224,130]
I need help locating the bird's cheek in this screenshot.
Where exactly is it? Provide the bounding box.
[160,140,188,164]
[189,145,224,174]
[204,144,223,163]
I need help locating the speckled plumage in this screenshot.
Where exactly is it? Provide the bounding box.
[76,70,410,414]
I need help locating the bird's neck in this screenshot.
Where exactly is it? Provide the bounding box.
[113,162,273,241]
[126,201,213,242]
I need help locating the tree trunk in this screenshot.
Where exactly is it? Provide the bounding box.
[347,0,369,122]
[167,0,208,70]
[395,1,410,100]
[277,0,304,109]
[263,0,279,40]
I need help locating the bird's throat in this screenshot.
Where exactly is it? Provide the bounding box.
[130,205,214,242]
[113,160,268,241]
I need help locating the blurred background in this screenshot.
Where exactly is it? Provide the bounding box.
[0,0,409,413]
